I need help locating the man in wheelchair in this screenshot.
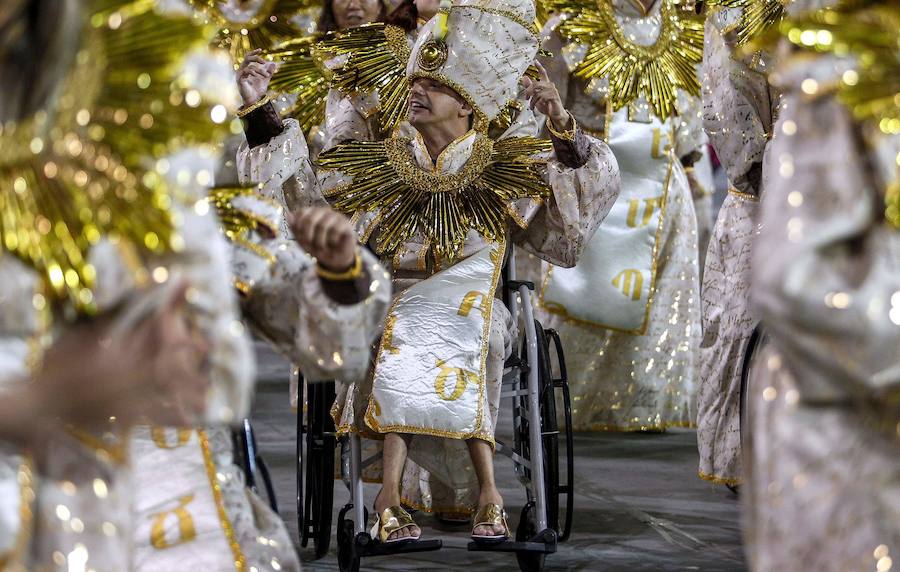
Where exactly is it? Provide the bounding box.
[313,0,621,544]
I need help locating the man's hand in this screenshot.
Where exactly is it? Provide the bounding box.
[288,207,360,272]
[236,48,277,107]
[522,61,571,132]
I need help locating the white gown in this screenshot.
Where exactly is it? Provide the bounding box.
[745,4,900,567]
[695,7,776,486]
[535,0,703,431]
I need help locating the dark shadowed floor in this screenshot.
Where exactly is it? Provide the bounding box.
[250,343,747,572]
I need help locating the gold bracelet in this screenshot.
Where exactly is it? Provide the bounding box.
[237,94,271,118]
[316,251,363,281]
[547,112,577,141]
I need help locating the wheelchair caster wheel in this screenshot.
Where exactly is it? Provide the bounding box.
[515,504,546,572]
[337,504,366,572]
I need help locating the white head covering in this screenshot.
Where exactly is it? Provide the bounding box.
[406,0,539,123]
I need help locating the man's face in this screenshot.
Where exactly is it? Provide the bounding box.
[408,78,472,128]
[332,0,382,29]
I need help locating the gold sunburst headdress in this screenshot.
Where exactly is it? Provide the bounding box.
[304,1,542,135]
[318,135,552,258]
[543,0,704,119]
[188,0,317,63]
[0,0,234,314]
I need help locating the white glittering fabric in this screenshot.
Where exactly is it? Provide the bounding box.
[534,3,702,432]
[700,14,775,199]
[322,88,383,152]
[131,427,301,572]
[744,44,900,570]
[696,192,759,485]
[695,13,774,485]
[236,118,322,212]
[0,195,258,570]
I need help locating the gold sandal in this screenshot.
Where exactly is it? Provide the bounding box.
[470,503,510,543]
[370,505,421,544]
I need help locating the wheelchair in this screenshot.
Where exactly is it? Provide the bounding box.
[233,418,280,513]
[295,246,576,572]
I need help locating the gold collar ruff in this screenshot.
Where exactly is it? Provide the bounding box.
[318,134,552,258]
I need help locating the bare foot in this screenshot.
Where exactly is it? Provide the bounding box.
[374,488,421,541]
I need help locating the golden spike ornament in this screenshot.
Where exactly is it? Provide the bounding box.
[188,0,316,63]
[318,135,553,259]
[207,186,280,241]
[706,0,785,45]
[266,35,331,133]
[316,23,412,134]
[543,0,704,119]
[0,0,234,315]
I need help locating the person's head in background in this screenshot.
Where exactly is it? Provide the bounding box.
[317,0,385,32]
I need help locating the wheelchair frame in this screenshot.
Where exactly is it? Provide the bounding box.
[244,246,576,571]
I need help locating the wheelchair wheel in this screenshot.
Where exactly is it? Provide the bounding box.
[545,328,575,542]
[337,504,366,572]
[734,326,763,497]
[297,380,337,558]
[233,420,279,513]
[515,502,546,572]
[739,327,762,446]
[513,321,560,536]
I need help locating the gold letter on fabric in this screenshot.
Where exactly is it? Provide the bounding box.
[612,269,644,301]
[626,197,662,228]
[434,359,477,401]
[150,494,197,549]
[458,291,488,319]
[150,427,193,449]
[651,128,671,159]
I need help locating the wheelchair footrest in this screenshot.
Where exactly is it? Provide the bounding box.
[467,536,557,554]
[359,538,443,557]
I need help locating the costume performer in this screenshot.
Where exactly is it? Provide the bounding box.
[536,0,705,431]
[239,0,620,541]
[694,0,779,487]
[0,2,390,570]
[743,1,900,569]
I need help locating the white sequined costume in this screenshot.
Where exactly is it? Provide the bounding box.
[744,2,900,568]
[535,0,703,431]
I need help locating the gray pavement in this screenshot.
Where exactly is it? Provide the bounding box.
[249,343,747,572]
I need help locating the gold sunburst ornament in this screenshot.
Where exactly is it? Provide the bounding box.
[543,0,704,119]
[0,0,233,315]
[318,135,553,258]
[188,0,315,64]
[315,23,413,134]
[707,0,784,45]
[266,35,331,133]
